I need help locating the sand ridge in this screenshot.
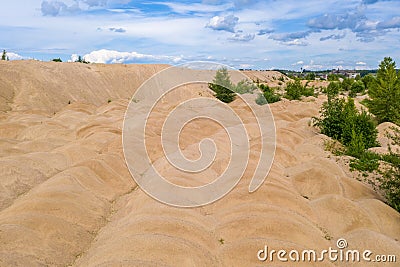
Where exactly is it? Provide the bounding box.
[0,61,398,266]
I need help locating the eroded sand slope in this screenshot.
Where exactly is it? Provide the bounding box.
[0,61,398,266]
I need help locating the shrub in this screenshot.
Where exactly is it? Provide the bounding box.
[285,80,304,100]
[209,68,236,103]
[235,79,257,94]
[341,78,354,91]
[314,96,378,151]
[349,80,365,97]
[52,58,62,62]
[326,82,340,98]
[258,84,281,104]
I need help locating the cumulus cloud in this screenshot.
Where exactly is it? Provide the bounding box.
[41,0,130,16]
[206,15,239,32]
[5,52,25,60]
[79,49,182,64]
[307,11,365,30]
[320,33,346,41]
[41,1,81,16]
[228,31,255,42]
[356,61,367,65]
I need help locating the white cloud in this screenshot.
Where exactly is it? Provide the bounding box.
[228,31,255,42]
[282,39,309,46]
[206,15,239,32]
[356,61,367,65]
[292,60,304,65]
[6,52,25,60]
[155,2,233,14]
[79,49,182,64]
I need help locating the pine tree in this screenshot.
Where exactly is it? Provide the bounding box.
[208,68,236,103]
[368,57,400,124]
[1,50,6,60]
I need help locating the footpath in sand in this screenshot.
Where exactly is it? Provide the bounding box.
[0,61,398,266]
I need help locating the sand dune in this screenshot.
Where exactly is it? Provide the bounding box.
[0,61,398,266]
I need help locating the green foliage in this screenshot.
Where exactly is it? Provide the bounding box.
[327,74,339,81]
[1,50,6,60]
[326,82,340,98]
[285,80,304,100]
[52,58,62,62]
[257,84,281,105]
[362,74,375,89]
[75,55,90,64]
[341,78,354,91]
[306,72,315,80]
[208,68,236,103]
[380,127,400,212]
[349,80,365,97]
[314,96,378,151]
[349,151,381,172]
[368,57,400,124]
[235,79,257,94]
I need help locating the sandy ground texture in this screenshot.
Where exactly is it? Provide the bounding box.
[0,60,399,266]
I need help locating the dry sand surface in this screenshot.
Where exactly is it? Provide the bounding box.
[0,61,399,266]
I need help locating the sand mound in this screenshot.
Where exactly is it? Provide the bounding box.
[0,61,398,266]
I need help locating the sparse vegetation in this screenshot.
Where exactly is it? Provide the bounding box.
[208,68,236,103]
[75,55,90,64]
[314,57,400,212]
[256,84,281,105]
[285,79,314,100]
[52,58,62,62]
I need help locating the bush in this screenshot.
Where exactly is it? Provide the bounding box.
[258,84,281,104]
[325,82,340,98]
[52,58,62,62]
[209,68,236,103]
[285,80,304,100]
[314,96,378,151]
[349,80,365,97]
[341,78,354,91]
[235,79,257,94]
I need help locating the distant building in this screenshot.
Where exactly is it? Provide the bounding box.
[331,69,360,79]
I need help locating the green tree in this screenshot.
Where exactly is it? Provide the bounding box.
[326,82,340,99]
[368,57,400,124]
[341,77,354,91]
[349,80,365,97]
[1,50,6,60]
[306,72,315,80]
[379,127,400,211]
[208,68,236,103]
[52,58,62,62]
[285,79,304,100]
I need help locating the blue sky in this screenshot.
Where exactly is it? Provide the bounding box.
[1,0,400,70]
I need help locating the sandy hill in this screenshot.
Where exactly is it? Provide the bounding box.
[0,61,399,266]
